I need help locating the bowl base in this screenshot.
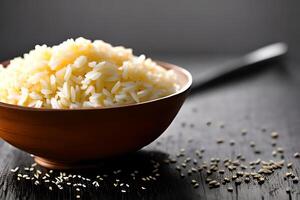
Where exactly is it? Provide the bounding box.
[34,157,100,169]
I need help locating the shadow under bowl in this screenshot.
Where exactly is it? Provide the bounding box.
[0,61,192,169]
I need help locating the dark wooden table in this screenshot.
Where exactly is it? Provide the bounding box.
[1,55,299,200]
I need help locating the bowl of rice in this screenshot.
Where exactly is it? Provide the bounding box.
[0,38,192,169]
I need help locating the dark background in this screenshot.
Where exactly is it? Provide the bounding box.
[0,0,299,60]
[1,1,300,200]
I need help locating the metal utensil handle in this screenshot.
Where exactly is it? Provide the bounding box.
[191,43,288,92]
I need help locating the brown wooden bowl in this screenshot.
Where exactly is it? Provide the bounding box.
[0,61,192,169]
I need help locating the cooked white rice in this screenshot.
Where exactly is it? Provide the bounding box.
[0,37,179,109]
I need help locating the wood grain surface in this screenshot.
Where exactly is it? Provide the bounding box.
[0,56,299,200]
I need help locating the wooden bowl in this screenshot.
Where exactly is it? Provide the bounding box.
[0,61,192,169]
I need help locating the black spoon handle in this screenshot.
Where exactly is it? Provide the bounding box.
[191,43,288,92]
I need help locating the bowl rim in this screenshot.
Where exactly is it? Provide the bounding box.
[0,60,192,112]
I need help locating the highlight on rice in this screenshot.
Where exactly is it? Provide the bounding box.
[0,38,179,109]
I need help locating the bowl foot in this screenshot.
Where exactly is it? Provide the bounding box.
[34,157,100,169]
